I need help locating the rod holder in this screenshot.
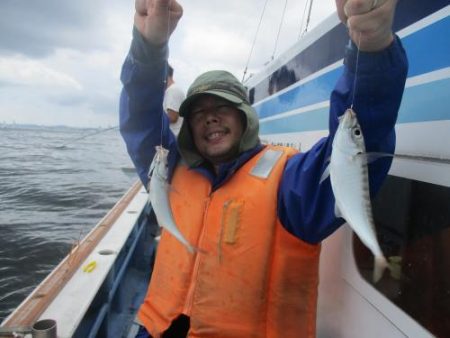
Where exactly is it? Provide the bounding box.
[31,319,57,338]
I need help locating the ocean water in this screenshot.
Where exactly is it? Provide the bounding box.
[0,125,138,322]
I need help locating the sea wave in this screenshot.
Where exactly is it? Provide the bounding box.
[0,126,137,321]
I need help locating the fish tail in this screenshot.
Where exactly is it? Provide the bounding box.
[174,234,197,255]
[373,255,388,283]
[176,234,205,255]
[188,244,207,255]
[186,244,195,254]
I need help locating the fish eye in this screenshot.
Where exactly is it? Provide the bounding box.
[353,128,362,137]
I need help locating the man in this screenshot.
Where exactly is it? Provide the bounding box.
[120,0,408,337]
[164,65,185,136]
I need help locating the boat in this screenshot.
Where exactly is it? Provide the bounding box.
[0,182,156,337]
[1,1,449,337]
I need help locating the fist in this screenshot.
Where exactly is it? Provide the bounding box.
[335,0,397,51]
[135,0,183,45]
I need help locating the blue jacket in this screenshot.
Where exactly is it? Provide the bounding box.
[120,29,408,244]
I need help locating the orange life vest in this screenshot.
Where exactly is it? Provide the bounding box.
[138,145,321,338]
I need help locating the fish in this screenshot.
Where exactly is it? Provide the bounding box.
[148,146,195,253]
[321,108,389,283]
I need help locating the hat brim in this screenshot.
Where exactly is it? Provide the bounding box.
[178,90,244,118]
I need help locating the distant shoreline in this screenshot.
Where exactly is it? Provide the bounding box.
[0,123,114,131]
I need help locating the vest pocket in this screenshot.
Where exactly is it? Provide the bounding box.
[221,199,244,245]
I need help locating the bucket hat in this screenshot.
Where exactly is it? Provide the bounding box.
[177,70,260,167]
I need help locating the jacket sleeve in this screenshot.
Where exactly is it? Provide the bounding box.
[119,27,178,188]
[277,36,408,244]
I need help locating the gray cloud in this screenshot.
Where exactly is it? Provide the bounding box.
[49,91,117,115]
[0,0,114,58]
[49,93,87,107]
[0,0,335,127]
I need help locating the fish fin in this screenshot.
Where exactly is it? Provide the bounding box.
[356,152,450,166]
[185,244,196,254]
[161,226,199,255]
[373,255,388,283]
[390,153,449,166]
[319,164,330,184]
[179,239,207,255]
[356,152,394,164]
[188,245,207,255]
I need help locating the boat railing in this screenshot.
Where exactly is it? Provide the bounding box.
[0,182,157,338]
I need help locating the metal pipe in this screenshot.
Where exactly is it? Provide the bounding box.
[31,319,57,338]
[0,319,56,338]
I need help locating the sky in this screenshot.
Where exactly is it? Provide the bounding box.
[0,0,336,128]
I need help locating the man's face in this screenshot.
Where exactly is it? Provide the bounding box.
[188,95,245,165]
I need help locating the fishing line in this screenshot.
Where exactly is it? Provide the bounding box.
[350,32,362,110]
[242,0,270,83]
[160,0,173,146]
[55,125,119,149]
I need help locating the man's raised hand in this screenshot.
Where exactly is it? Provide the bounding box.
[335,0,396,51]
[135,0,183,45]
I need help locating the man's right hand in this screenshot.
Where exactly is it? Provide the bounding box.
[135,0,183,46]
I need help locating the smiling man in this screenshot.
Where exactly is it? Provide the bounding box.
[176,70,259,174]
[188,95,244,166]
[119,0,408,337]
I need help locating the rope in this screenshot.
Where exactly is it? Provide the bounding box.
[270,0,289,61]
[303,0,314,36]
[241,0,270,83]
[298,0,310,39]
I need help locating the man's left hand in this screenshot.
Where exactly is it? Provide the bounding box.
[335,0,397,51]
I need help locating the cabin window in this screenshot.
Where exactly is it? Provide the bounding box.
[249,24,348,103]
[353,175,450,337]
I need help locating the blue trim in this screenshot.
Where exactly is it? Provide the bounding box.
[259,78,450,135]
[255,16,449,129]
[260,108,329,134]
[393,0,449,32]
[250,0,449,103]
[255,16,448,113]
[397,78,450,124]
[87,304,109,338]
[72,211,158,338]
[404,16,450,77]
[255,69,341,118]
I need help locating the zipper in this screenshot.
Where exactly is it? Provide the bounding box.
[183,190,213,315]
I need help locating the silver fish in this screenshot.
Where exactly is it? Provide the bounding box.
[148,146,195,253]
[321,108,388,283]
